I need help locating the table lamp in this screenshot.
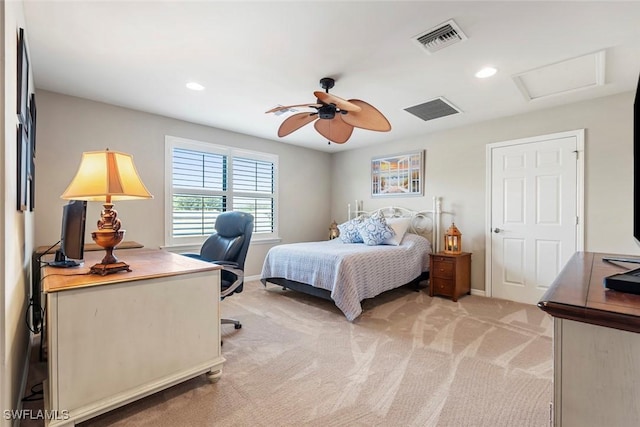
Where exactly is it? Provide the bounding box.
[61,149,153,275]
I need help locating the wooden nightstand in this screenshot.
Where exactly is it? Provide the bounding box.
[429,252,471,302]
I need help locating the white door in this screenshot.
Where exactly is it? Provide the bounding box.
[487,130,584,304]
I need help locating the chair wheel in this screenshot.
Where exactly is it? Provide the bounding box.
[234,324,242,329]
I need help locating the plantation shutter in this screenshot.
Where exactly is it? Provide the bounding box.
[171,148,227,237]
[232,157,275,234]
[168,142,277,242]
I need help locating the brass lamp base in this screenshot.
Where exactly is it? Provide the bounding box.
[90,229,130,276]
[90,261,132,276]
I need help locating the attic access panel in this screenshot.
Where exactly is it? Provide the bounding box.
[513,50,606,101]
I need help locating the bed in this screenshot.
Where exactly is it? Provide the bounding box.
[261,197,450,320]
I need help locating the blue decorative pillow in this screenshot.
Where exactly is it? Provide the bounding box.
[357,211,395,246]
[338,217,364,243]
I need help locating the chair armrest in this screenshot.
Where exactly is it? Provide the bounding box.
[181,253,243,298]
[214,261,239,268]
[181,254,238,269]
[181,253,204,260]
[221,265,244,298]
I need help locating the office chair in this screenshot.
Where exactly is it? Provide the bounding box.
[183,211,254,329]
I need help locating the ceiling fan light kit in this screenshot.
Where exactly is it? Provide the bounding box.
[266,77,391,144]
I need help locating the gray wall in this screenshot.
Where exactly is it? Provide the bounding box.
[34,90,332,277]
[331,91,638,293]
[2,1,35,424]
[36,89,639,293]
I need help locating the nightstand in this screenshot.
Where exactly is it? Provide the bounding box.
[429,252,471,302]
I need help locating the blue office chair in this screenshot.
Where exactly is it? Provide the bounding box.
[183,211,254,329]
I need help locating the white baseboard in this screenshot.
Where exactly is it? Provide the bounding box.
[245,275,262,283]
[471,289,486,297]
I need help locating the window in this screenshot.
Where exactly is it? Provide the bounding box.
[165,136,278,246]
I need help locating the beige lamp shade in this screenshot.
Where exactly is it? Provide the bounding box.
[61,150,153,201]
[60,149,152,275]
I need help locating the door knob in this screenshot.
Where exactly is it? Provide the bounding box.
[493,228,501,233]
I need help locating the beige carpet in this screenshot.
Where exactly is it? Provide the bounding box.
[23,280,553,427]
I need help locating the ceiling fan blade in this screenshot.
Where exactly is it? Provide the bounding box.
[265,103,321,114]
[340,99,391,132]
[277,112,318,137]
[313,91,362,112]
[314,115,354,144]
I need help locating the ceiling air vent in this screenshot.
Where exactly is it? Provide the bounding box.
[404,97,461,122]
[412,19,467,54]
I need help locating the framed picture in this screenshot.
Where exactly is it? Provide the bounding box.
[371,150,424,197]
[17,124,28,211]
[28,93,36,211]
[29,93,37,151]
[17,28,29,125]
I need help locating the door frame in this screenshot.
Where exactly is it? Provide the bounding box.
[484,129,585,298]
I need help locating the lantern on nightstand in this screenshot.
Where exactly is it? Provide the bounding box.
[329,220,340,240]
[444,223,462,254]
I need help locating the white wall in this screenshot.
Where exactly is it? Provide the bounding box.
[331,91,637,293]
[34,90,332,277]
[2,1,35,425]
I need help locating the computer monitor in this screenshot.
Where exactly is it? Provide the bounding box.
[48,200,87,267]
[30,200,87,332]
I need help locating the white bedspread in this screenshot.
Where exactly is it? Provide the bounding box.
[260,234,432,320]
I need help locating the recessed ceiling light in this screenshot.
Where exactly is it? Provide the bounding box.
[475,67,497,79]
[186,82,205,91]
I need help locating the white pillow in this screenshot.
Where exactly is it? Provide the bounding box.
[383,217,411,245]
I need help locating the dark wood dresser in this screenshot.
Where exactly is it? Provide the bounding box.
[428,252,471,301]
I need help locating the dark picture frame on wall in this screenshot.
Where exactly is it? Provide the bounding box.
[29,93,37,211]
[17,28,29,125]
[17,124,29,212]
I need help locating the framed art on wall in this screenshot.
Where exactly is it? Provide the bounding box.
[17,28,29,125]
[29,93,37,211]
[17,124,29,211]
[371,150,424,197]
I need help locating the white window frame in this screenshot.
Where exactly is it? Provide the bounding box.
[164,135,279,248]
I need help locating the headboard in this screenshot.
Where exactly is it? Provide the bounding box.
[347,197,452,252]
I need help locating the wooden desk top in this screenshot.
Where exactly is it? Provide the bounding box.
[43,248,221,293]
[538,252,640,333]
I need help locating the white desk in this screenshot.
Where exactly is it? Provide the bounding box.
[42,249,223,426]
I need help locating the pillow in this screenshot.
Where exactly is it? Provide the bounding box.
[383,217,411,246]
[338,217,364,243]
[357,211,395,246]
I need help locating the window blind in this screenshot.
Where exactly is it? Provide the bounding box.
[169,144,276,240]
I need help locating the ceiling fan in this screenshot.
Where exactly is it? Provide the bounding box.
[266,77,391,144]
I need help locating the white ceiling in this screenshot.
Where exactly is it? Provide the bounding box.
[23,1,640,153]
